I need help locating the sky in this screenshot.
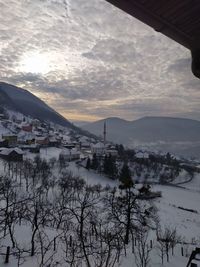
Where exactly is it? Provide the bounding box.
[0,0,200,122]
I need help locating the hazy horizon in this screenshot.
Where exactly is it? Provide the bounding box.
[71,115,200,124]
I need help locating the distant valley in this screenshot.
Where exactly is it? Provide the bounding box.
[1,81,200,158]
[82,117,200,158]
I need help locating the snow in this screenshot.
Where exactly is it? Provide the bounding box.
[36,148,200,240]
[0,147,24,155]
[0,122,10,135]
[92,142,105,148]
[122,247,189,267]
[68,162,117,187]
[182,173,200,192]
[37,147,62,160]
[0,139,199,266]
[171,170,191,184]
[153,184,200,240]
[19,147,200,243]
[135,151,149,159]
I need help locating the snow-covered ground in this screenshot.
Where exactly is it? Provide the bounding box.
[122,247,189,267]
[68,162,117,187]
[23,147,200,242]
[153,184,200,240]
[0,147,200,266]
[182,173,200,192]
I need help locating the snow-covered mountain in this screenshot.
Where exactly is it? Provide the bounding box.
[0,82,93,137]
[82,117,200,157]
[0,82,73,127]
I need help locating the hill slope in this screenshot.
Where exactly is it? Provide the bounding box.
[82,117,200,157]
[0,82,94,138]
[0,82,75,127]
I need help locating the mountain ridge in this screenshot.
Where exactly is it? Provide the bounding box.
[99,116,200,123]
[0,82,94,137]
[82,116,200,157]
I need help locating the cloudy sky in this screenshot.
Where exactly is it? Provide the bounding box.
[0,0,199,122]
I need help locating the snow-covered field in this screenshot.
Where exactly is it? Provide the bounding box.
[0,147,200,266]
[153,185,200,240]
[64,165,200,267]
[45,149,200,264]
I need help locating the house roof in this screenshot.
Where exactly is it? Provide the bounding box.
[21,122,31,126]
[135,152,149,159]
[49,137,57,142]
[35,136,48,141]
[0,148,24,156]
[0,147,7,152]
[2,134,17,137]
[92,142,105,148]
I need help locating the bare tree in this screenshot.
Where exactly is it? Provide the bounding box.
[134,227,152,267]
[156,226,180,264]
[26,196,52,257]
[13,242,30,267]
[36,230,61,267]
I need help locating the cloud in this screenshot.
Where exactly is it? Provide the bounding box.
[0,0,199,121]
[182,79,200,92]
[82,39,140,64]
[168,58,191,73]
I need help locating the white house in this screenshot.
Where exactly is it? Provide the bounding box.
[60,148,80,161]
[135,151,149,159]
[91,142,105,155]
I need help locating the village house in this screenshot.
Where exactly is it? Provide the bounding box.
[80,142,92,157]
[81,141,91,149]
[1,121,12,132]
[49,137,61,147]
[2,134,18,147]
[35,136,49,146]
[60,148,80,161]
[0,113,6,120]
[0,137,8,147]
[79,136,91,148]
[35,127,45,134]
[25,136,35,145]
[21,124,33,132]
[17,132,35,145]
[63,143,76,149]
[31,119,41,127]
[0,147,24,162]
[135,151,149,159]
[15,119,23,124]
[19,144,40,153]
[91,142,105,155]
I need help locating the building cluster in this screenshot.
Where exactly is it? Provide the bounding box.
[0,112,118,162]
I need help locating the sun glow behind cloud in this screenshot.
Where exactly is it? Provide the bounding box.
[18,52,53,74]
[16,47,95,79]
